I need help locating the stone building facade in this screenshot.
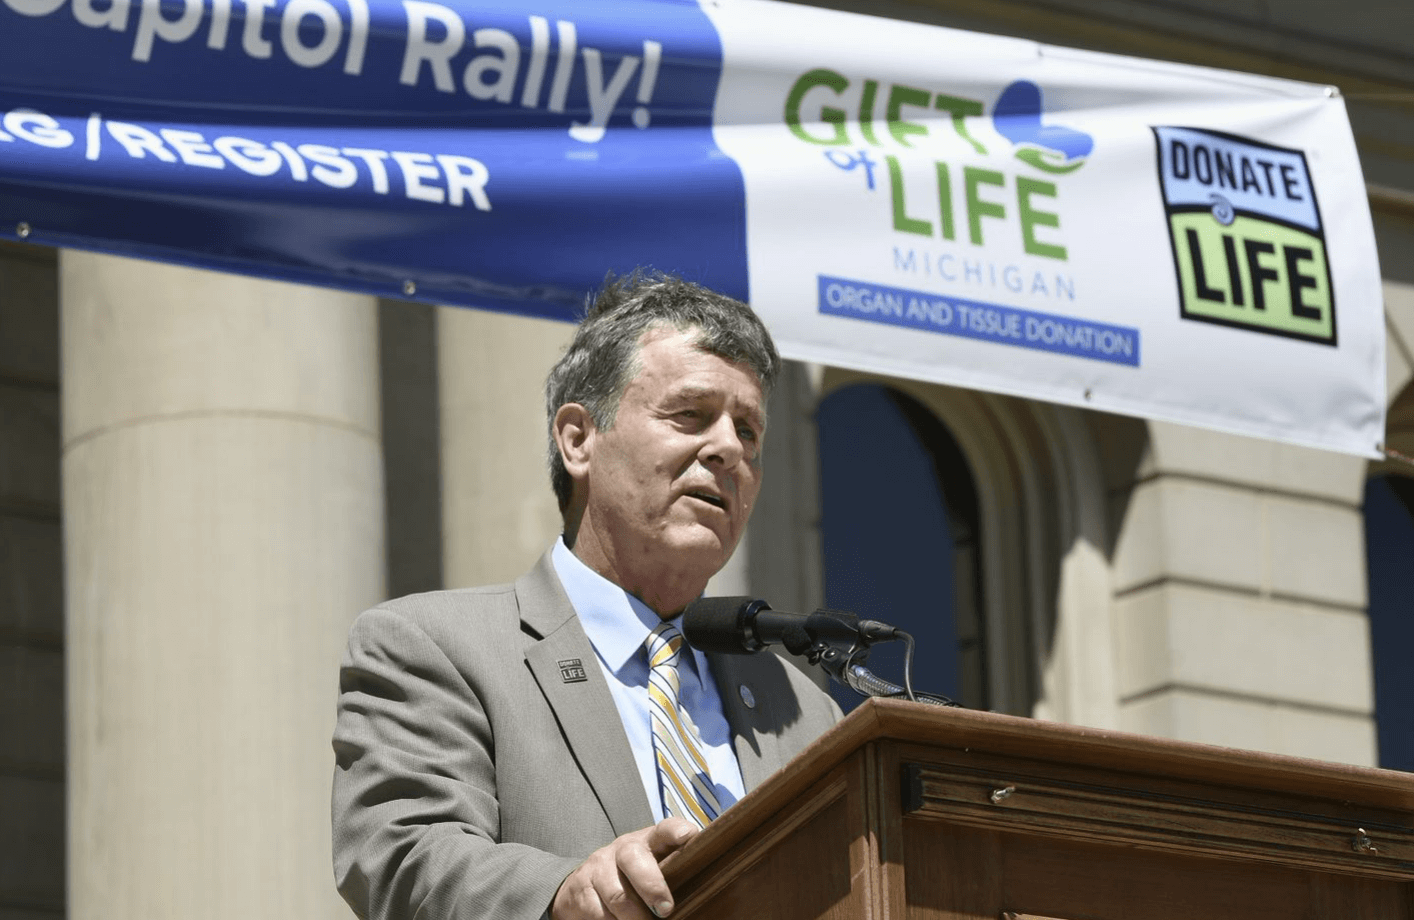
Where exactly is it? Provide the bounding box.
[2,1,1412,918]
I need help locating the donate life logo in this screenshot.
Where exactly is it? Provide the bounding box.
[1153,127,1336,345]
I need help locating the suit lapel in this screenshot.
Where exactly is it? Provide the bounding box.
[518,553,655,837]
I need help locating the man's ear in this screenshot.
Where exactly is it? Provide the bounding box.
[552,403,595,482]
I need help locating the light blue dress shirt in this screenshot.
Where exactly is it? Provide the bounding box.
[551,537,746,823]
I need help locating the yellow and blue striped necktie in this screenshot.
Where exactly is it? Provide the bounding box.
[645,621,722,828]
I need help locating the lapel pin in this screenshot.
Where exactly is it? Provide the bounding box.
[739,684,756,709]
[558,658,588,683]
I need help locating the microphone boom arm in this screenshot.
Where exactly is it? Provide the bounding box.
[793,623,958,708]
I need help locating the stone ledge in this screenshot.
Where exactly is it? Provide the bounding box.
[1115,582,1372,712]
[1120,687,1377,767]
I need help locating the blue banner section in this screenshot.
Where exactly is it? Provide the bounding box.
[817,275,1141,366]
[0,0,745,316]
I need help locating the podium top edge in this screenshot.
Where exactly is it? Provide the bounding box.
[855,699,1414,807]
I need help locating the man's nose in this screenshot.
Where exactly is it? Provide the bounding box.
[699,414,745,469]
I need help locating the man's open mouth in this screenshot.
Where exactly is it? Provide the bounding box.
[686,489,726,510]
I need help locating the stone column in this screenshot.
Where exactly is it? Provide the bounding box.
[61,252,383,920]
[741,361,825,611]
[437,307,573,588]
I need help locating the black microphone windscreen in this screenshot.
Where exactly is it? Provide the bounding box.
[681,596,758,654]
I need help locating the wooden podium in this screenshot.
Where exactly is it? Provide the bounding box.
[662,699,1414,920]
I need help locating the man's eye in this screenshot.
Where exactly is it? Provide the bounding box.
[738,425,758,442]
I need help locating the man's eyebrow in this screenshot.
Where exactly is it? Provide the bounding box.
[667,385,715,401]
[665,384,739,407]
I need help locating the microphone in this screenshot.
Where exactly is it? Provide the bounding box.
[683,597,961,708]
[681,596,899,656]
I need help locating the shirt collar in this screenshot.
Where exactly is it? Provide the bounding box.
[552,536,687,676]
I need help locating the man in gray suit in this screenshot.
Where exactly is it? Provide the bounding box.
[332,273,841,920]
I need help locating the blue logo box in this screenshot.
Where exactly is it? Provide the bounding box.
[817,275,1140,367]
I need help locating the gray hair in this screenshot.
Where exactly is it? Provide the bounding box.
[545,270,781,514]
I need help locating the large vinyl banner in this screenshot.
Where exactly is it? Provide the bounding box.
[0,0,1386,454]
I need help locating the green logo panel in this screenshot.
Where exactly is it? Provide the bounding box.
[1170,212,1334,344]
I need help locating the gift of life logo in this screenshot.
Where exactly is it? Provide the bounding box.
[784,74,1093,260]
[1154,126,1336,345]
[788,74,1152,369]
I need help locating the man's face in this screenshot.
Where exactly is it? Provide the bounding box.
[570,326,766,613]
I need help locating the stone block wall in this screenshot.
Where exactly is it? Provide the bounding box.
[1110,422,1376,764]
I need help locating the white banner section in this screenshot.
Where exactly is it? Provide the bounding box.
[706,0,1385,457]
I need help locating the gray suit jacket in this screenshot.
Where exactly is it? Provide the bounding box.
[331,552,841,920]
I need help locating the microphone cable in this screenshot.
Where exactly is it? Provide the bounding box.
[901,630,916,703]
[867,630,961,707]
